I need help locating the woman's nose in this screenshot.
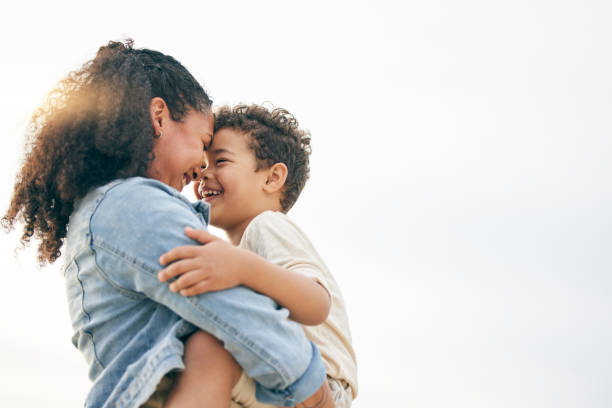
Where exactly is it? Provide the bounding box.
[192,166,206,182]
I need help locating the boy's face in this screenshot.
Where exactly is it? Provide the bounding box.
[196,127,272,232]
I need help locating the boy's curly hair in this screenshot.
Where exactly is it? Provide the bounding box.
[2,39,212,264]
[214,104,311,212]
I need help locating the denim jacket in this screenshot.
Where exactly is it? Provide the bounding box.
[63,177,325,407]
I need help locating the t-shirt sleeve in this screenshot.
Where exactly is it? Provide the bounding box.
[241,211,331,295]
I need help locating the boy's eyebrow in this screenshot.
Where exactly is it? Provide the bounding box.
[209,148,235,155]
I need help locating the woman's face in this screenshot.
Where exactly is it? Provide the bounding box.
[148,103,214,192]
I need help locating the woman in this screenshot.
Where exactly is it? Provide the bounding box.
[3,40,328,408]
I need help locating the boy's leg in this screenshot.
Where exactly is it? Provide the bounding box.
[293,380,335,408]
[232,369,336,408]
[165,331,241,408]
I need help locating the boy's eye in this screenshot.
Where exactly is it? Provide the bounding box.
[216,159,228,165]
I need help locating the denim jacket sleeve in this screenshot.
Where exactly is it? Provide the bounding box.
[88,178,325,406]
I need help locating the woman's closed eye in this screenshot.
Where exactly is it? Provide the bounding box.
[216,158,229,165]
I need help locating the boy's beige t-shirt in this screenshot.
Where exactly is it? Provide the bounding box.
[239,210,358,399]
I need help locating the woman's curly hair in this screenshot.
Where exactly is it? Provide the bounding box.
[2,39,212,264]
[214,104,311,212]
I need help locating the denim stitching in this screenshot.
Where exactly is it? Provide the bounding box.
[118,344,181,407]
[89,241,147,300]
[72,258,105,371]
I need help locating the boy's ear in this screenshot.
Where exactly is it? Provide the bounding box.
[263,163,288,194]
[149,97,168,136]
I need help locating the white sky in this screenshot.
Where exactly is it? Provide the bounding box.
[1,1,611,407]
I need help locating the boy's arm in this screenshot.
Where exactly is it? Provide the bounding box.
[159,227,331,326]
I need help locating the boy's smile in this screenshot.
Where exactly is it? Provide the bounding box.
[198,185,223,201]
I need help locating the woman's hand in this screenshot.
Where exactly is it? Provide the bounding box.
[158,227,253,296]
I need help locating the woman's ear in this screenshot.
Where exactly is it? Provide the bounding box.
[263,163,288,194]
[149,97,168,136]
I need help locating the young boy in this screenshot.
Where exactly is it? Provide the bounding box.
[157,104,357,408]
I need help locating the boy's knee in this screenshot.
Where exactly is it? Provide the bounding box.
[183,330,241,385]
[185,330,224,355]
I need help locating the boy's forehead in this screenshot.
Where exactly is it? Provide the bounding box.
[210,127,252,150]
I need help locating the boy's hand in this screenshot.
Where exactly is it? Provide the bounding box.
[158,227,249,296]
